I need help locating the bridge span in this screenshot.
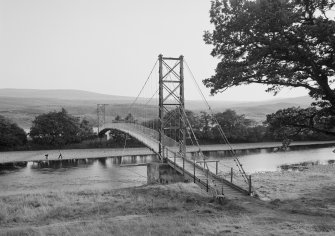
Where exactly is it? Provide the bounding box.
[100,122,252,198]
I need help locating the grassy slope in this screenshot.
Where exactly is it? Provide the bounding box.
[1,165,335,236]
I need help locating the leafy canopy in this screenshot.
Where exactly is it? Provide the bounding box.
[0,115,27,150]
[204,0,335,137]
[204,0,335,108]
[30,108,93,146]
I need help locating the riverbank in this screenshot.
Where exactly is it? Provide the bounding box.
[1,140,335,164]
[1,164,335,235]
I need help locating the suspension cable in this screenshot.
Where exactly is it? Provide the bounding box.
[184,60,249,184]
[128,59,158,111]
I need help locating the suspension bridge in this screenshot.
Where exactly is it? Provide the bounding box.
[98,55,255,199]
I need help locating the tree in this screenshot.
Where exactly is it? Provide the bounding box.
[204,0,335,136]
[30,108,89,146]
[79,118,95,140]
[0,115,27,150]
[266,106,335,138]
[114,115,121,121]
[199,111,214,140]
[125,113,135,122]
[213,109,253,142]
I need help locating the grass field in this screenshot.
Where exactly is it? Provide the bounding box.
[1,164,335,236]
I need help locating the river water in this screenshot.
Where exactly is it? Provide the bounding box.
[1,147,334,195]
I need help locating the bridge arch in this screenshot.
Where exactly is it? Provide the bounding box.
[98,126,158,154]
[99,123,178,156]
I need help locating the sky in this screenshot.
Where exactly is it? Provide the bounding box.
[0,0,311,101]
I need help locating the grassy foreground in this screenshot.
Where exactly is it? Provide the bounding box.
[1,177,335,236]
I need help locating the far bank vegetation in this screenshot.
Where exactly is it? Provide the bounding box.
[1,106,334,151]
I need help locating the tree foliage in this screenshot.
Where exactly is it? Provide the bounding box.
[204,0,335,136]
[30,108,93,146]
[143,109,267,143]
[125,113,135,122]
[266,106,335,138]
[0,115,27,150]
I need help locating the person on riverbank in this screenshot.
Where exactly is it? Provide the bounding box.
[45,154,48,160]
[281,138,292,151]
[58,152,63,160]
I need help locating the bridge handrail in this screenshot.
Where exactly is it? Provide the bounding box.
[102,122,179,147]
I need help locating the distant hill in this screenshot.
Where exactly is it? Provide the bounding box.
[0,88,133,101]
[0,88,314,129]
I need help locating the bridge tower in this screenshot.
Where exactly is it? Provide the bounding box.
[158,54,186,161]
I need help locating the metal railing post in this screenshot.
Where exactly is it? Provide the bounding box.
[183,156,185,176]
[193,161,195,183]
[230,167,233,183]
[249,175,252,195]
[206,169,209,192]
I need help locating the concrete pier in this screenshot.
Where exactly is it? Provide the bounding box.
[147,162,185,184]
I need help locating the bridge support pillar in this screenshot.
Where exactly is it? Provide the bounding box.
[147,163,185,184]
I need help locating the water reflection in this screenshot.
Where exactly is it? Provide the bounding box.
[0,155,157,196]
[17,155,157,171]
[205,147,335,174]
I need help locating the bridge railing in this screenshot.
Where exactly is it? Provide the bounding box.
[102,122,179,148]
[164,146,252,196]
[117,122,179,147]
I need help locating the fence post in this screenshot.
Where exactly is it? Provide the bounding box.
[193,160,196,183]
[183,156,185,176]
[216,161,218,175]
[230,167,233,183]
[249,175,252,195]
[206,169,209,192]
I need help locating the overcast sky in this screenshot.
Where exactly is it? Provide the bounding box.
[0,0,312,101]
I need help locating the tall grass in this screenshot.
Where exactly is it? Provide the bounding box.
[1,183,335,235]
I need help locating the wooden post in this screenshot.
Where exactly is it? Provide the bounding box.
[216,161,218,175]
[230,167,233,183]
[249,175,252,195]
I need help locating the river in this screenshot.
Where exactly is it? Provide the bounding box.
[1,146,334,195]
